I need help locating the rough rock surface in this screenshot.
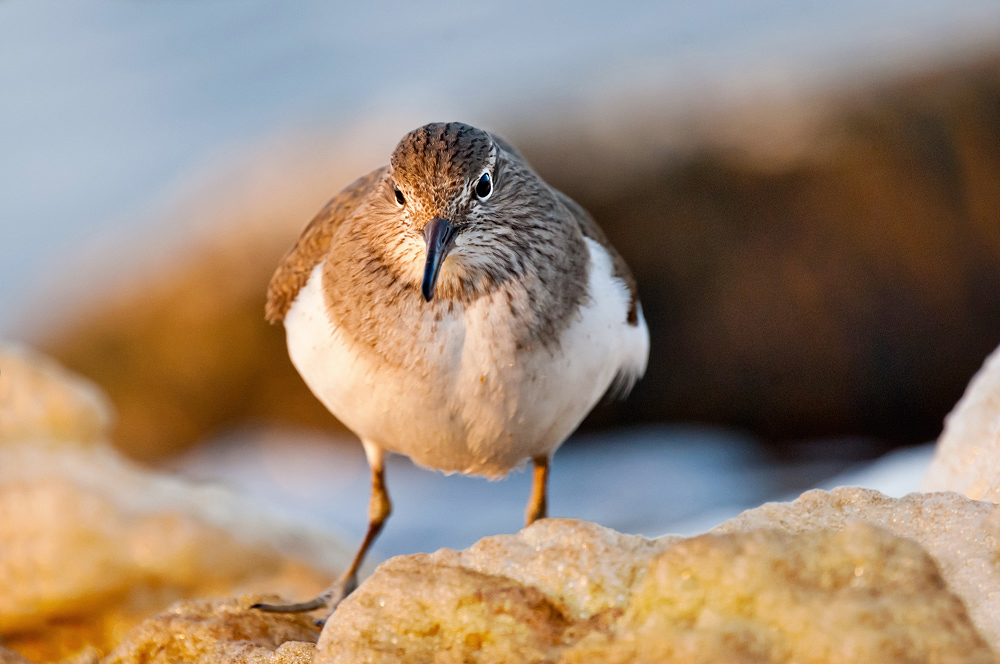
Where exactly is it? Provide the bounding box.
[433,519,680,619]
[714,488,1000,650]
[17,477,995,664]
[923,343,1000,500]
[0,343,349,663]
[101,597,318,664]
[315,499,996,663]
[561,522,990,664]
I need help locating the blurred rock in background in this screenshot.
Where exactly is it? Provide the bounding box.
[26,53,1000,462]
[0,343,348,662]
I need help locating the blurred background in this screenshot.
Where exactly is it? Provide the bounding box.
[2,1,999,555]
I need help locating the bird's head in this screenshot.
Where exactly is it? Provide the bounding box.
[378,122,543,302]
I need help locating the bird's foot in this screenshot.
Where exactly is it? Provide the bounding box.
[251,574,358,625]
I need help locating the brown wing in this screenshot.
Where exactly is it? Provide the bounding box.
[554,190,640,326]
[265,166,387,324]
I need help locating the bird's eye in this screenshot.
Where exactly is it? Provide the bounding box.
[393,184,406,207]
[475,171,492,200]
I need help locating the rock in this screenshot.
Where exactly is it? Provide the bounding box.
[314,520,680,663]
[0,342,112,446]
[922,343,1000,501]
[315,493,997,663]
[432,519,680,618]
[561,523,991,664]
[316,557,577,664]
[101,597,318,664]
[0,345,351,663]
[714,488,1000,648]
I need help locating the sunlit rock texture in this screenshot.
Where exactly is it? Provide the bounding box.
[0,343,348,663]
[100,597,318,664]
[716,488,1000,651]
[923,343,1000,500]
[313,505,996,664]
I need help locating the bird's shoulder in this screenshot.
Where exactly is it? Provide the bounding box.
[553,190,640,326]
[265,166,387,324]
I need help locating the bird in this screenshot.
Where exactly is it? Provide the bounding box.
[254,121,649,618]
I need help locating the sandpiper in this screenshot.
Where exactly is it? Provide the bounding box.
[256,122,649,617]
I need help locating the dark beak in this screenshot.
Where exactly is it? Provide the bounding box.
[421,216,457,302]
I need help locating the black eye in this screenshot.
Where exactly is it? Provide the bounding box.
[475,171,492,200]
[393,184,405,207]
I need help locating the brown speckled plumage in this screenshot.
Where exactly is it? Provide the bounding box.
[266,122,639,346]
[554,190,639,325]
[265,167,385,324]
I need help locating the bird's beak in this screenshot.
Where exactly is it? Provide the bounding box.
[421,216,457,302]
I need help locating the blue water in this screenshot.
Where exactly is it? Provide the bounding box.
[171,426,931,558]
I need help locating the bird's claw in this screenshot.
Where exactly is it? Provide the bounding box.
[251,574,358,623]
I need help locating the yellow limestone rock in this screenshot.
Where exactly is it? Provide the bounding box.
[101,597,317,664]
[562,523,991,664]
[315,520,679,663]
[315,502,996,664]
[0,342,112,445]
[923,343,1000,500]
[0,344,350,663]
[715,487,1000,649]
[316,556,576,664]
[432,519,680,618]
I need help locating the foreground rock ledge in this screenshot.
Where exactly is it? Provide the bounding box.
[313,497,996,664]
[12,488,997,663]
[49,492,997,664]
[101,597,319,664]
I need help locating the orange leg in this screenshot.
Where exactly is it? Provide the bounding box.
[254,452,391,616]
[525,455,549,526]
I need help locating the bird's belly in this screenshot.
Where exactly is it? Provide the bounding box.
[283,248,645,477]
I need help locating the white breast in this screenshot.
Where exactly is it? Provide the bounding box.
[283,237,649,478]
